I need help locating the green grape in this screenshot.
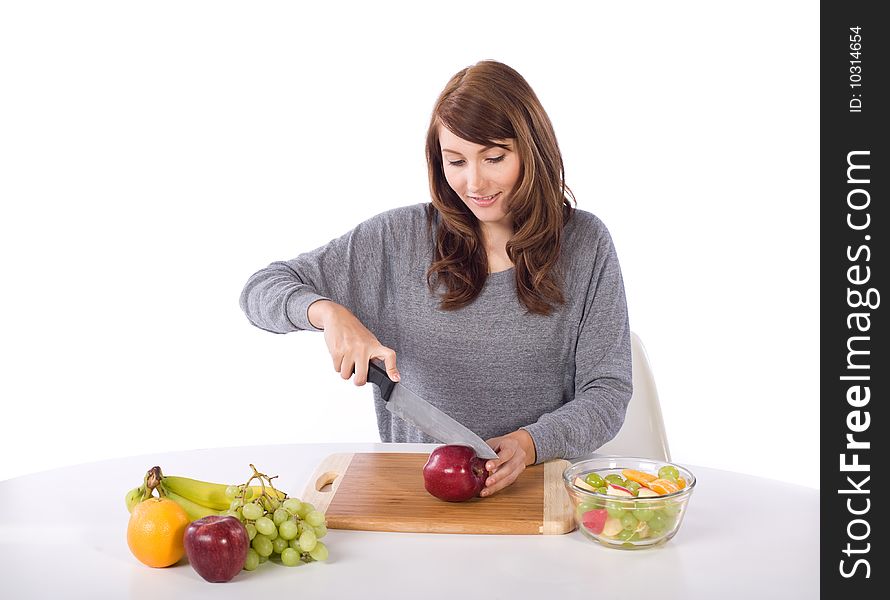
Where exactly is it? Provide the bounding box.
[242,502,263,521]
[281,547,301,567]
[632,508,655,522]
[229,499,244,511]
[595,486,608,495]
[615,529,635,541]
[283,498,302,515]
[309,541,328,562]
[298,529,317,552]
[252,534,273,558]
[620,513,639,531]
[289,538,301,551]
[649,511,668,531]
[604,474,624,486]
[658,465,680,481]
[243,548,260,571]
[224,509,240,519]
[663,501,682,517]
[242,486,255,500]
[267,527,278,541]
[265,498,282,512]
[660,512,677,530]
[624,481,641,496]
[297,502,315,519]
[605,501,625,519]
[225,485,239,500]
[258,554,268,564]
[305,510,325,527]
[272,537,289,555]
[313,524,327,539]
[273,508,289,526]
[279,520,298,541]
[245,523,257,541]
[577,500,599,513]
[584,472,605,488]
[255,516,276,536]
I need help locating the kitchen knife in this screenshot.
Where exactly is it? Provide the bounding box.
[363,360,499,460]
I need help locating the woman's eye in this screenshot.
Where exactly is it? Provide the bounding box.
[447,156,505,167]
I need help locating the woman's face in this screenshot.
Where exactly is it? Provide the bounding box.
[438,124,520,231]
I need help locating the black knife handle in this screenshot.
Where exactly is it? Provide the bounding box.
[361,360,396,402]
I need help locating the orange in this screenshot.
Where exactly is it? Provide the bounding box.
[648,478,681,495]
[622,469,657,486]
[127,497,190,568]
[677,476,687,490]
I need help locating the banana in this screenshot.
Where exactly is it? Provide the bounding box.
[251,485,287,502]
[125,485,146,513]
[163,474,289,510]
[162,487,223,521]
[127,470,290,521]
[126,483,222,521]
[162,475,232,510]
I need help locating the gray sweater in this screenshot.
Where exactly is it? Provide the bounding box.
[239,203,632,463]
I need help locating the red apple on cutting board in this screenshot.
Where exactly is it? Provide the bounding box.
[423,445,490,502]
[183,516,249,583]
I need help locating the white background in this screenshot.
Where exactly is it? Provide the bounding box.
[0,1,819,487]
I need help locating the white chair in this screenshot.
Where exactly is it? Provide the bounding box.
[595,332,671,462]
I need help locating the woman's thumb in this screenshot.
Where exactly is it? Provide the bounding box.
[383,353,401,382]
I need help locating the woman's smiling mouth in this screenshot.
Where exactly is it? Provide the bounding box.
[469,192,501,207]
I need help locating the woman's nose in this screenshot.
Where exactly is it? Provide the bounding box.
[466,163,486,192]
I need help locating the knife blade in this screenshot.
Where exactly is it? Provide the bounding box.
[364,360,499,460]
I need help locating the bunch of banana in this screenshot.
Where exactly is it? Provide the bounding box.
[125,469,286,522]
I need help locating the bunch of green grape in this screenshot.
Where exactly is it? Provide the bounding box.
[223,484,329,570]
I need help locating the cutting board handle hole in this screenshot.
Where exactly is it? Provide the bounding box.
[315,471,339,493]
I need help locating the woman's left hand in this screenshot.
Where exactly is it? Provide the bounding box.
[481,429,537,497]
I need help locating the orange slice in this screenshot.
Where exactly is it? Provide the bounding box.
[677,476,687,490]
[648,478,681,495]
[621,469,657,486]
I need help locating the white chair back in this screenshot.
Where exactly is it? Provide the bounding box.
[595,332,671,462]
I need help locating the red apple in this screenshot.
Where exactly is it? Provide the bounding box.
[423,445,489,502]
[581,508,608,534]
[183,515,249,583]
[606,483,634,497]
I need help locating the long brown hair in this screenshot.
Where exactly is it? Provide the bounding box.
[424,60,575,315]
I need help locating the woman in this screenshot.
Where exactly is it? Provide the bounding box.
[240,60,632,497]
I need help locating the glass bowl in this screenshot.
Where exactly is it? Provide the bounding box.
[563,456,696,550]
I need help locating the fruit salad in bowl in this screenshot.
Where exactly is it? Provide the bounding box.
[562,457,696,550]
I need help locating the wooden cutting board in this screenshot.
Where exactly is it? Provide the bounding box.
[300,452,575,535]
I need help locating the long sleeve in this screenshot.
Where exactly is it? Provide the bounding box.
[522,224,633,462]
[239,207,413,336]
[240,204,632,458]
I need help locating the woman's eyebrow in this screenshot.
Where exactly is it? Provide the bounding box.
[441,143,510,155]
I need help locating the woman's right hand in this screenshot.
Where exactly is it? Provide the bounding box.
[308,299,400,386]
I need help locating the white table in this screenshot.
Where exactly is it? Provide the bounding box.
[0,443,818,599]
